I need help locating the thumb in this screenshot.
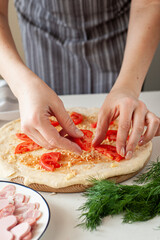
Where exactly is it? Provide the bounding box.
[55,105,84,138]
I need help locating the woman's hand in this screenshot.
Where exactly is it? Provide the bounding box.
[17,75,84,154]
[92,0,159,159]
[92,87,160,159]
[140,112,160,144]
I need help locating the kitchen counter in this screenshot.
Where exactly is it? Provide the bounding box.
[0,91,160,240]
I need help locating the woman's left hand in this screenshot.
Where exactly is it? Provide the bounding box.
[92,87,160,159]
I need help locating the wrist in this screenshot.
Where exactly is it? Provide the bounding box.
[4,64,43,99]
[112,75,143,98]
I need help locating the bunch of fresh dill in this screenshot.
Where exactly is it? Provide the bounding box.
[78,158,160,231]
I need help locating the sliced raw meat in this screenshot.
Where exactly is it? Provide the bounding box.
[16,215,24,223]
[14,194,25,205]
[0,192,14,201]
[0,191,8,199]
[0,199,10,211]
[24,209,41,220]
[22,231,32,240]
[17,209,41,224]
[23,195,30,203]
[15,203,37,215]
[35,202,40,209]
[0,204,15,218]
[14,202,25,209]
[23,217,37,226]
[0,184,42,239]
[2,185,16,193]
[1,231,14,240]
[7,196,15,205]
[11,222,31,240]
[0,214,17,228]
[2,185,16,198]
[0,215,17,240]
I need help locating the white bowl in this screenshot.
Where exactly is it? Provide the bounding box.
[0,180,50,240]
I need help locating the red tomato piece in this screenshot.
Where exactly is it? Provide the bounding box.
[50,119,59,127]
[91,121,113,128]
[105,130,129,142]
[16,133,33,142]
[94,144,124,162]
[110,121,114,125]
[105,130,117,141]
[71,129,93,151]
[70,112,83,125]
[15,142,42,154]
[41,152,61,164]
[95,144,116,153]
[91,122,97,128]
[40,161,55,171]
[40,152,61,171]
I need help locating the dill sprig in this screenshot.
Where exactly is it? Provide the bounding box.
[78,157,160,231]
[135,157,160,184]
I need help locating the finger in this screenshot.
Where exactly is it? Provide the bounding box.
[54,103,84,138]
[37,118,82,154]
[125,103,147,159]
[155,124,160,136]
[56,135,82,154]
[21,125,53,149]
[139,112,159,145]
[92,108,111,146]
[25,128,54,149]
[155,118,160,136]
[116,105,134,157]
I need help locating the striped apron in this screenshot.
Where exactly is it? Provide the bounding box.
[14,0,130,95]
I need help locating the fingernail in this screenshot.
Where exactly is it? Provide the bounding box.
[120,147,125,157]
[125,151,133,160]
[138,139,144,146]
[76,128,84,137]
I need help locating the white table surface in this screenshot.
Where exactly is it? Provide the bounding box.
[0,91,160,240]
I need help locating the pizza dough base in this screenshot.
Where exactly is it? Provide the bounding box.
[10,155,151,193]
[0,108,152,192]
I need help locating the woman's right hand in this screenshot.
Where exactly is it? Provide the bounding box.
[17,74,84,154]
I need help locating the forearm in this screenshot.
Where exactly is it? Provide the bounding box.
[113,0,160,96]
[0,7,40,98]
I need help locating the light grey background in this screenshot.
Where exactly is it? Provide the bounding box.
[144,44,160,91]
